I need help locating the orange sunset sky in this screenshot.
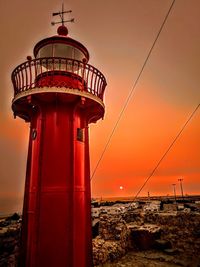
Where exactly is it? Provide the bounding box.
[0,0,200,213]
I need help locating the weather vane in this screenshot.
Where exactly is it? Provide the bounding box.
[51,3,74,26]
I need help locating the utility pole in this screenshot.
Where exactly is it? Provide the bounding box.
[178,178,184,200]
[172,184,177,203]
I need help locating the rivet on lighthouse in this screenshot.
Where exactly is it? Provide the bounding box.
[11,6,106,267]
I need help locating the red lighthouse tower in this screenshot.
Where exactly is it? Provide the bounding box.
[11,9,106,267]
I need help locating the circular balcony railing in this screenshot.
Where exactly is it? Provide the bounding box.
[11,57,107,101]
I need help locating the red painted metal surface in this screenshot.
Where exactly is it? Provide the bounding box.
[11,47,106,265]
[19,96,94,267]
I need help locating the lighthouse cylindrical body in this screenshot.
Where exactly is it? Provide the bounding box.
[11,25,106,267]
[20,96,92,267]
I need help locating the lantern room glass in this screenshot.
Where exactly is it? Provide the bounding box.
[37,44,85,61]
[37,43,85,72]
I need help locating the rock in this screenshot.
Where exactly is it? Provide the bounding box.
[164,249,177,255]
[154,239,172,250]
[93,214,130,265]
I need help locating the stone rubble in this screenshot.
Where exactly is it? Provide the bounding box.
[93,214,130,266]
[93,210,200,266]
[0,217,20,267]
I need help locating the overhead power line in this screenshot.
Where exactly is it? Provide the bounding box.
[133,103,200,200]
[90,0,176,181]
